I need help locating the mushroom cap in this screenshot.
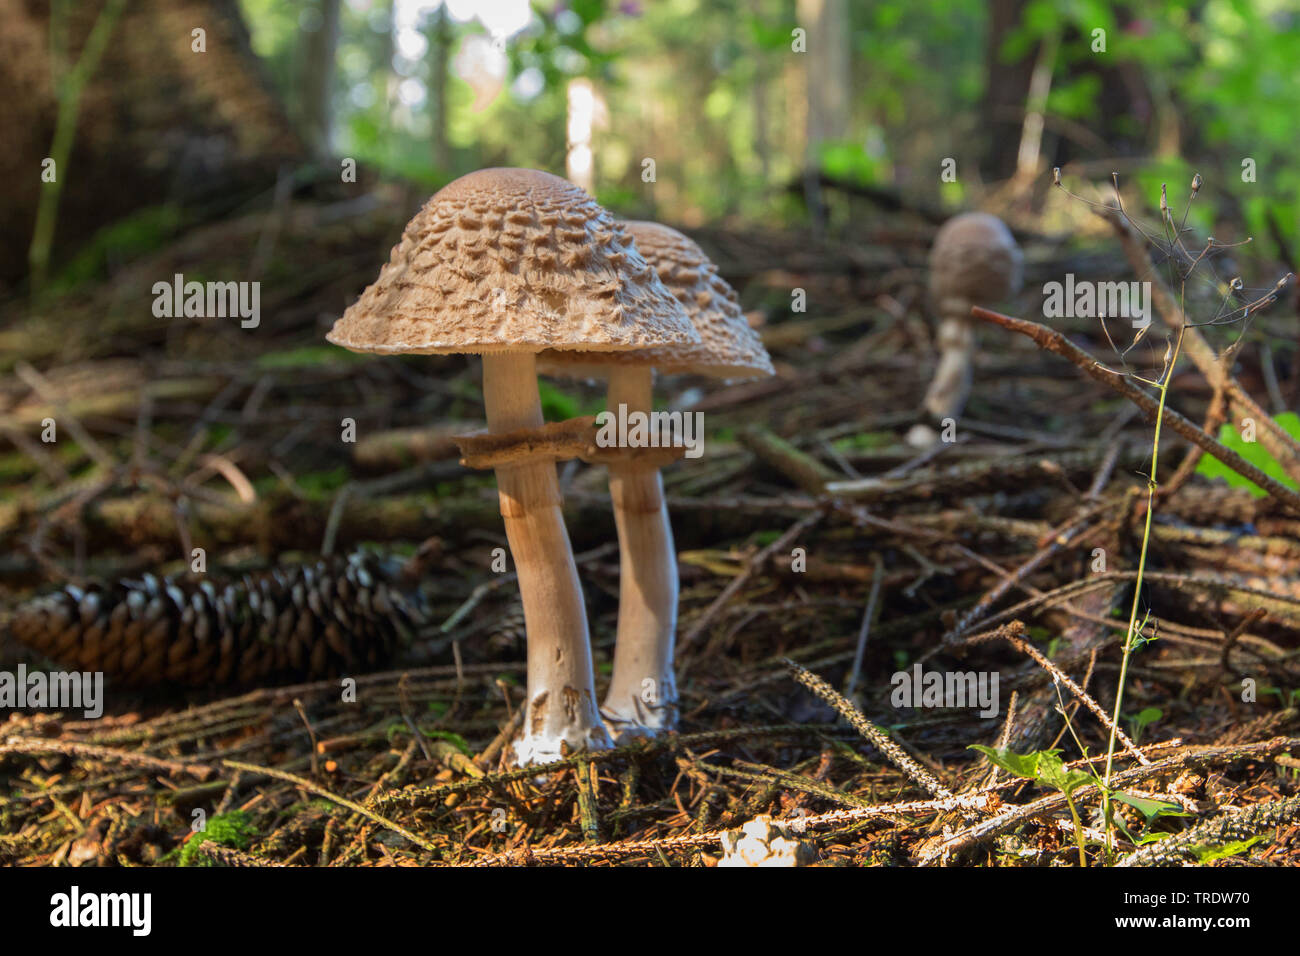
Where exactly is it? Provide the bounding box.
[326,168,699,355]
[539,220,774,380]
[928,212,1024,308]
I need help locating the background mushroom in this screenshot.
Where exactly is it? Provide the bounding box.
[907,212,1023,448]
[541,220,773,740]
[326,169,698,764]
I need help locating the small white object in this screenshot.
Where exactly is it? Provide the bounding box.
[718,815,815,867]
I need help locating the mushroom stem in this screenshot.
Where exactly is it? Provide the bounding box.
[921,305,975,423]
[481,351,611,763]
[601,365,679,739]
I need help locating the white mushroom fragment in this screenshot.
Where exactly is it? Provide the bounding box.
[907,212,1023,448]
[326,169,698,765]
[541,221,773,740]
[718,815,816,867]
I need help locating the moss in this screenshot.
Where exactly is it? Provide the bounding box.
[177,810,257,867]
[832,431,894,452]
[256,346,364,370]
[295,467,351,499]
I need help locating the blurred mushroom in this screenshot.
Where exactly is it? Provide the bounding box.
[907,212,1023,448]
[541,221,773,740]
[326,169,697,764]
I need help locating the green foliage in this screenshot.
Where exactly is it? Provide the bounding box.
[422,729,472,755]
[818,141,886,185]
[538,379,581,420]
[970,746,1093,797]
[179,810,257,867]
[1189,835,1263,863]
[255,346,363,370]
[972,745,1095,861]
[224,0,1300,244]
[1112,790,1189,824]
[831,431,894,453]
[295,467,351,499]
[1126,706,1162,743]
[1195,412,1300,496]
[969,745,1044,781]
[47,205,183,295]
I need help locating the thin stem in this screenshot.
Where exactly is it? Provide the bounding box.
[1064,793,1087,867]
[1101,321,1186,854]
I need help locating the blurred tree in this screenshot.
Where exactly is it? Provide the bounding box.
[798,0,850,148]
[298,0,342,156]
[982,0,1037,180]
[425,3,453,172]
[0,0,301,294]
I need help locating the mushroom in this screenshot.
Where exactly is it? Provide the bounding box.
[540,221,773,740]
[907,212,1023,448]
[718,815,816,867]
[326,169,698,764]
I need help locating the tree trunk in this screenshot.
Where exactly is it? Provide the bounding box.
[0,0,302,293]
[797,0,850,153]
[426,4,452,172]
[298,0,341,157]
[981,0,1037,181]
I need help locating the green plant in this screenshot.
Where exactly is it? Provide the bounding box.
[1126,706,1162,744]
[29,0,129,297]
[971,746,1093,865]
[1189,836,1263,863]
[178,810,257,867]
[1111,790,1191,846]
[1196,412,1300,496]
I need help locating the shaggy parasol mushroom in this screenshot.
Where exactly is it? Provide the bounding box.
[326,169,698,764]
[540,220,773,739]
[907,212,1023,448]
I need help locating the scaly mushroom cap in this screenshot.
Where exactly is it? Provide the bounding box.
[539,220,774,380]
[928,212,1024,312]
[326,168,699,355]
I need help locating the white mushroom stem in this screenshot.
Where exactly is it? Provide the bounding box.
[481,352,611,764]
[921,299,975,423]
[601,365,679,739]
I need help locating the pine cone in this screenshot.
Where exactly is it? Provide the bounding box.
[7,552,426,688]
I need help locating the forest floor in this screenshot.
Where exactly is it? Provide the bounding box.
[1,182,1299,866]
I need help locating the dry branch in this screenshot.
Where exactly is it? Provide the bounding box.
[970,306,1300,513]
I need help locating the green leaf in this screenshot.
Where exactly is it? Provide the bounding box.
[1189,836,1263,863]
[1113,791,1191,823]
[421,729,472,755]
[538,380,581,421]
[1127,706,1163,740]
[969,745,1043,780]
[817,140,885,185]
[1035,750,1092,797]
[1195,412,1300,496]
